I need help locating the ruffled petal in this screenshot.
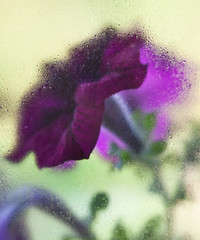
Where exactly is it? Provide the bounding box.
[101,33,144,73]
[7,60,76,162]
[6,28,148,168]
[7,82,75,163]
[9,102,105,168]
[75,65,147,107]
[121,45,191,111]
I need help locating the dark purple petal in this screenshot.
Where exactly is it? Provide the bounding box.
[71,103,105,160]
[6,61,76,162]
[101,33,144,75]
[68,27,117,83]
[8,101,105,168]
[75,67,147,108]
[6,27,148,168]
[6,85,76,166]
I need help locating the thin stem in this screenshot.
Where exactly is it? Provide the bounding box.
[152,161,169,202]
[1,185,96,240]
[166,206,173,240]
[103,94,144,154]
[152,160,173,240]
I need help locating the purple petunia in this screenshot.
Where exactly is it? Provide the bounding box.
[96,44,191,161]
[6,28,148,168]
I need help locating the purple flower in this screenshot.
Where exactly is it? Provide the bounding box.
[6,28,147,168]
[96,44,191,161]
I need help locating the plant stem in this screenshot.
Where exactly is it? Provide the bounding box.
[2,185,96,240]
[152,161,173,240]
[165,205,173,240]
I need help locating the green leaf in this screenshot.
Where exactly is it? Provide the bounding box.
[111,222,129,240]
[172,182,187,204]
[149,141,167,156]
[143,113,156,133]
[119,150,131,164]
[184,125,200,163]
[90,192,109,218]
[136,216,163,240]
[148,179,162,194]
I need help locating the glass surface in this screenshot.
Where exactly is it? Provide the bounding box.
[0,1,199,239]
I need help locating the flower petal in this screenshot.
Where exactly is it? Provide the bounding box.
[7,61,76,162]
[75,66,147,108]
[122,45,191,111]
[95,45,192,161]
[9,102,105,168]
[6,28,148,168]
[56,160,76,170]
[101,33,144,73]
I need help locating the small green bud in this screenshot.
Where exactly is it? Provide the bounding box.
[111,222,129,240]
[90,192,109,218]
[149,141,167,156]
[143,113,156,133]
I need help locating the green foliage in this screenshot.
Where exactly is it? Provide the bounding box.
[119,150,132,164]
[90,192,109,218]
[62,237,80,240]
[171,182,187,205]
[135,216,163,240]
[149,178,163,194]
[143,113,157,133]
[132,110,157,136]
[148,141,167,156]
[107,110,191,240]
[111,222,129,240]
[185,125,200,163]
[109,143,133,169]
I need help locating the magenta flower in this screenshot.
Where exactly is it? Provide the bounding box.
[96,44,191,161]
[7,28,147,168]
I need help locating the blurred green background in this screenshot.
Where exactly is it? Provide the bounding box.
[0,0,200,239]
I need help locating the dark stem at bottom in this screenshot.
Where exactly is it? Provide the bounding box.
[2,185,96,240]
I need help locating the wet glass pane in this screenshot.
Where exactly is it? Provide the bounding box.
[0,1,199,239]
